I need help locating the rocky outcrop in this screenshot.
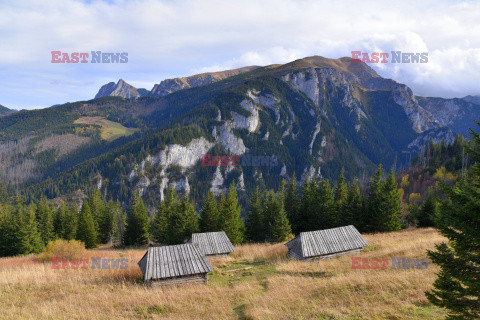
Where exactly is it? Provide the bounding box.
[95,79,140,99]
[150,66,259,97]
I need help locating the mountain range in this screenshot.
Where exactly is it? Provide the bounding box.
[1,56,479,210]
[0,104,16,116]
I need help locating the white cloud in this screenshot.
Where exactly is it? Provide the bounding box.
[0,0,479,108]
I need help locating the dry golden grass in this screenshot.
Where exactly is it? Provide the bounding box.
[0,228,448,320]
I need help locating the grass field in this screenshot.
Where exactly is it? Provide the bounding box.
[0,228,448,319]
[74,116,139,141]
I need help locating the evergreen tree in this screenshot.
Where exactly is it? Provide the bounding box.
[109,200,126,244]
[167,193,199,244]
[123,194,150,246]
[53,202,69,239]
[374,169,402,232]
[219,182,244,245]
[245,187,265,242]
[152,187,178,244]
[199,191,220,232]
[426,123,480,319]
[365,165,383,232]
[345,180,363,229]
[63,205,78,240]
[36,197,55,245]
[298,179,315,232]
[284,173,299,233]
[266,190,292,242]
[334,168,348,226]
[417,193,438,228]
[314,179,334,230]
[76,202,97,249]
[16,204,44,255]
[88,189,104,234]
[98,200,116,244]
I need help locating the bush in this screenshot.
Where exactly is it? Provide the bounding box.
[37,239,86,262]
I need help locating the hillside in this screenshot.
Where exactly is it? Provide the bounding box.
[0,228,447,319]
[0,56,479,208]
[0,104,15,116]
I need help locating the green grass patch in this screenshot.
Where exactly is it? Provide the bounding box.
[209,260,278,287]
[74,116,139,141]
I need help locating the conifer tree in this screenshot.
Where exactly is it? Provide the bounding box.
[314,179,334,229]
[76,202,97,249]
[417,193,438,228]
[266,190,292,242]
[284,173,299,233]
[200,191,220,232]
[245,187,265,242]
[153,187,178,244]
[365,164,383,232]
[53,202,69,239]
[334,168,348,226]
[123,194,150,246]
[298,179,315,232]
[219,182,244,245]
[345,180,363,228]
[167,193,199,244]
[63,205,78,240]
[16,205,44,255]
[374,169,402,232]
[426,123,480,319]
[36,197,55,245]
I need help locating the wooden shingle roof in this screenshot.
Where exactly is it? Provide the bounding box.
[189,231,235,256]
[286,225,368,258]
[138,244,213,282]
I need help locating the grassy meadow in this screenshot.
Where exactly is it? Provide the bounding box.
[74,116,139,141]
[0,228,448,319]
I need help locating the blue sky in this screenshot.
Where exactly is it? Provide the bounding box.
[1,0,479,110]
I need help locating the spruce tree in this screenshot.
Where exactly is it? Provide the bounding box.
[53,202,69,239]
[375,169,402,232]
[16,205,44,255]
[345,180,363,229]
[267,190,292,242]
[167,193,199,244]
[219,182,244,245]
[123,194,150,246]
[314,179,334,229]
[200,191,220,232]
[245,187,265,242]
[365,164,383,232]
[76,202,97,249]
[63,205,78,240]
[426,123,480,319]
[417,193,438,228]
[153,187,178,244]
[284,173,299,233]
[334,168,348,226]
[298,179,314,232]
[36,197,55,245]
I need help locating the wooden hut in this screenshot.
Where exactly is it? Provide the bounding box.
[285,225,368,260]
[138,244,213,285]
[187,231,235,257]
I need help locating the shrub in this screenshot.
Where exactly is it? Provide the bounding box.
[37,239,86,262]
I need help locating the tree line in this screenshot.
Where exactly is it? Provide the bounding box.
[0,163,408,257]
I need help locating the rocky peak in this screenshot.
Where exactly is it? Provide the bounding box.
[95,79,141,99]
[150,66,259,97]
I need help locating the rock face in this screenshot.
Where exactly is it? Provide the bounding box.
[150,66,259,97]
[95,79,141,99]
